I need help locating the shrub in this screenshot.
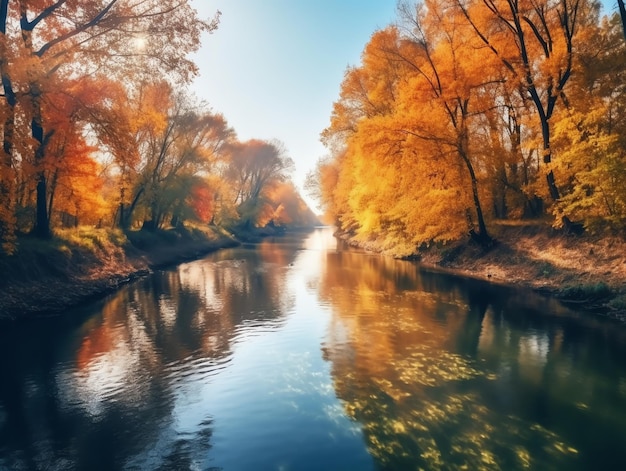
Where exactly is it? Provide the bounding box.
[560,282,612,301]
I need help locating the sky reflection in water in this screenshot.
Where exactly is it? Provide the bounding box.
[1,228,626,470]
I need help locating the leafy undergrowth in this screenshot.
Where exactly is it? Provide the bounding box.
[0,225,237,321]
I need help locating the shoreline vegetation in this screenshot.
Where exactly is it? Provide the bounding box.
[1,222,625,323]
[307,2,626,328]
[1,3,624,326]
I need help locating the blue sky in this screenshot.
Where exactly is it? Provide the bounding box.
[189,1,619,209]
[189,0,398,207]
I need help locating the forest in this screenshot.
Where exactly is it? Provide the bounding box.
[311,0,626,255]
[0,0,317,256]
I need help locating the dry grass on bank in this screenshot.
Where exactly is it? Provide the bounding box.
[419,222,626,315]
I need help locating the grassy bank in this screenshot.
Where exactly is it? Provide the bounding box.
[0,225,238,321]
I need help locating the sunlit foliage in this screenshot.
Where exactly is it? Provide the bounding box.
[317,0,626,253]
[0,0,219,248]
[221,139,296,229]
[0,1,316,253]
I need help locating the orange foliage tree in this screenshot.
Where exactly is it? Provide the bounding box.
[258,181,319,228]
[42,78,110,227]
[222,139,295,229]
[320,11,499,250]
[454,0,596,226]
[99,82,235,230]
[0,0,219,246]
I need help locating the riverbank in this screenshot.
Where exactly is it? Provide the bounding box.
[437,226,626,321]
[0,225,240,322]
[2,222,625,323]
[340,222,626,322]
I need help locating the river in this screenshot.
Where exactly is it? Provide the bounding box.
[1,227,626,470]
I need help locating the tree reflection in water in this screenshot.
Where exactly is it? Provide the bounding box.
[0,238,297,470]
[318,249,626,470]
[1,230,626,470]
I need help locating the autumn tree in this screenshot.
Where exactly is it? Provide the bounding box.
[549,12,626,229]
[306,155,342,225]
[313,0,626,254]
[187,178,215,224]
[320,5,503,250]
[258,181,319,228]
[223,139,295,229]
[0,0,219,243]
[85,79,143,229]
[393,0,501,245]
[1,75,120,237]
[454,0,596,226]
[101,83,234,230]
[551,108,626,229]
[320,28,411,243]
[41,78,111,227]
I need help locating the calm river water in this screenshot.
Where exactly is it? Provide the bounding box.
[1,228,626,470]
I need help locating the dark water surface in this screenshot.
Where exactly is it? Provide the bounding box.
[1,228,626,470]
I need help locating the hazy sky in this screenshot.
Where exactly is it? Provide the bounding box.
[189,0,398,207]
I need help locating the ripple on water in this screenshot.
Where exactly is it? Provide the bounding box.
[54,346,152,418]
[164,354,233,393]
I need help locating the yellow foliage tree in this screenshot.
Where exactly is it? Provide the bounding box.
[454,0,599,227]
[552,108,626,229]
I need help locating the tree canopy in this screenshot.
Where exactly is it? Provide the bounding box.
[0,1,317,253]
[315,0,626,254]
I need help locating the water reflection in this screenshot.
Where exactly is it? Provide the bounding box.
[318,246,626,470]
[1,228,626,470]
[0,236,299,470]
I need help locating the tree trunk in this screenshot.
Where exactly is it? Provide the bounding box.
[171,214,181,228]
[0,11,17,248]
[117,203,125,228]
[458,129,492,247]
[119,187,144,229]
[539,116,579,229]
[0,108,16,247]
[493,164,508,219]
[47,169,60,226]
[31,84,53,239]
[539,118,561,201]
[33,173,50,238]
[618,0,626,41]
[464,161,493,247]
[523,196,543,219]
